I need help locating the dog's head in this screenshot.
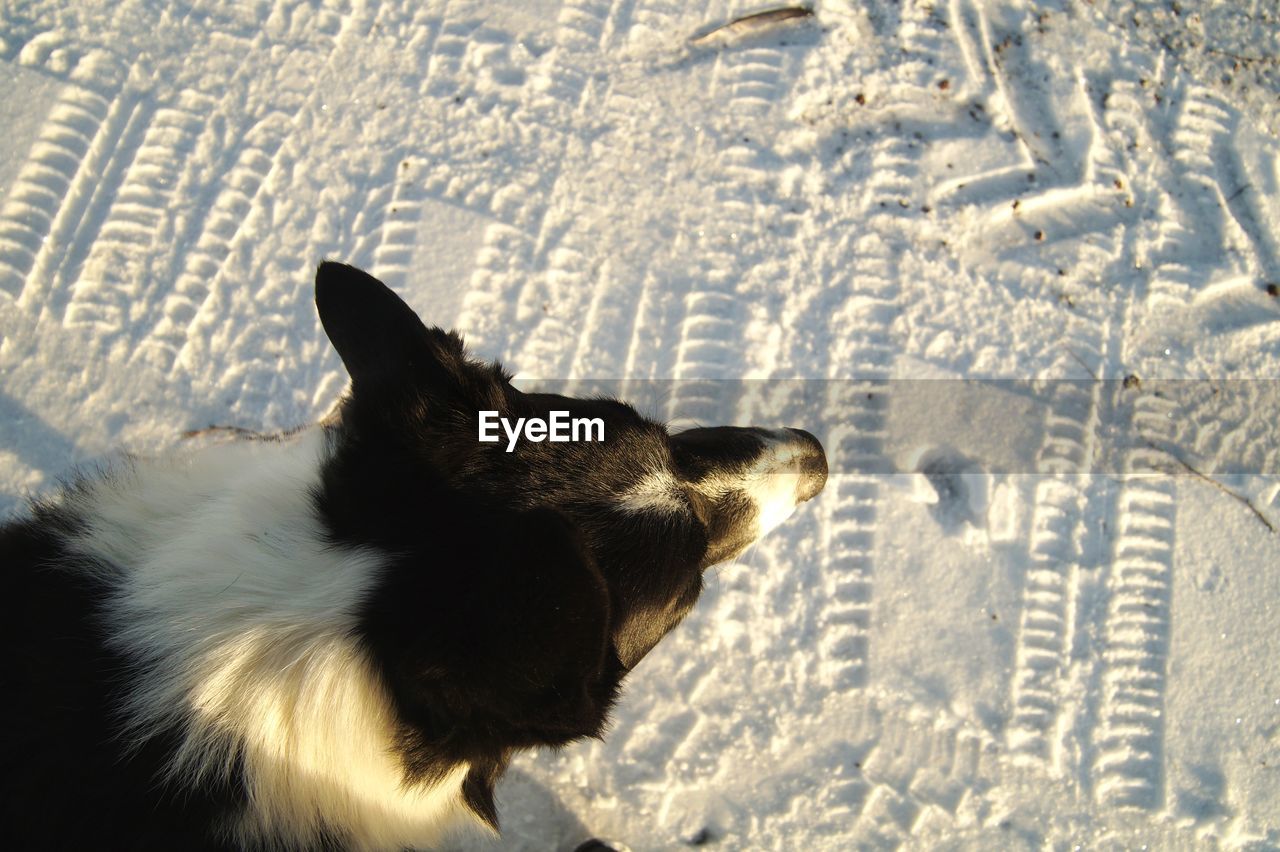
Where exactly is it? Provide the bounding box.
[312,262,825,772]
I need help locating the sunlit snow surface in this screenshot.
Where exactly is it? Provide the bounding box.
[1,1,1279,848]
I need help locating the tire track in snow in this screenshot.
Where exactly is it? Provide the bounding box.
[131,1,368,373]
[1168,83,1236,277]
[561,3,704,404]
[284,157,413,419]
[1005,412,1096,766]
[125,0,360,370]
[535,0,618,107]
[812,1,951,695]
[424,13,563,240]
[562,206,645,386]
[126,5,353,370]
[1094,460,1175,810]
[1087,73,1214,813]
[506,0,630,378]
[662,32,795,426]
[167,7,377,381]
[498,1,798,418]
[356,6,446,293]
[516,222,599,381]
[423,16,541,223]
[457,225,538,361]
[1096,287,1176,813]
[453,0,619,362]
[1135,75,1202,308]
[369,159,430,291]
[425,14,480,100]
[62,91,215,335]
[1169,82,1280,289]
[1003,117,1125,775]
[181,10,413,425]
[0,83,108,299]
[389,4,509,234]
[133,110,294,373]
[816,242,893,694]
[0,54,126,309]
[50,90,153,330]
[1003,57,1173,781]
[1089,68,1273,811]
[931,9,1148,781]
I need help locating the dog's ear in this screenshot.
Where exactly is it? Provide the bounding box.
[478,507,616,701]
[361,504,621,756]
[314,261,465,388]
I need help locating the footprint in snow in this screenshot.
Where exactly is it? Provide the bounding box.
[911,446,987,533]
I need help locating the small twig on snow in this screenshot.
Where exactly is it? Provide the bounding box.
[1143,440,1276,534]
[690,6,814,48]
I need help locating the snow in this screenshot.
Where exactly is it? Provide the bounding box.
[2,0,1279,848]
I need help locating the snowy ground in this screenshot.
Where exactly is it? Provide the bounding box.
[2,0,1279,849]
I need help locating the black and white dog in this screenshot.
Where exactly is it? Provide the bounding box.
[1,262,827,850]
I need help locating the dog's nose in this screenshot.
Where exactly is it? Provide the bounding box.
[784,428,828,503]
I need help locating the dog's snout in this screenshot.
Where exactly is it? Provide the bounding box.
[783,427,828,503]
